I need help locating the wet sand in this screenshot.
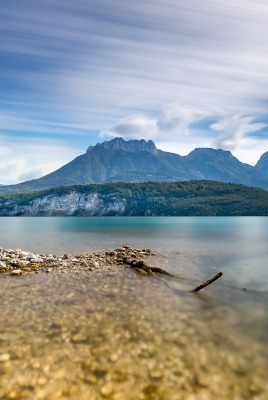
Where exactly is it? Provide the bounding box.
[0,247,267,400]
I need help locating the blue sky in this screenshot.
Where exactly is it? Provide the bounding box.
[1,0,268,184]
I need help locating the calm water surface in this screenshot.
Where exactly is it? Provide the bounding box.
[1,216,268,289]
[0,217,267,399]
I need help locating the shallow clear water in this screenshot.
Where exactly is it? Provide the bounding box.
[1,216,267,254]
[0,217,268,399]
[1,216,268,290]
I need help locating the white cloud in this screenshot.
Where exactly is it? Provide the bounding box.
[157,105,213,134]
[101,105,213,139]
[0,144,12,157]
[211,114,267,151]
[0,137,82,185]
[0,159,26,183]
[100,114,157,139]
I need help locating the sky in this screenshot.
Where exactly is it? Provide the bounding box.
[1,0,268,185]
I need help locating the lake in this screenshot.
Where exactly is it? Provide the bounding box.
[0,216,268,399]
[1,216,268,290]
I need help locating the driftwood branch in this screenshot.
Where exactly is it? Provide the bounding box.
[121,257,177,277]
[192,272,223,292]
[121,257,222,293]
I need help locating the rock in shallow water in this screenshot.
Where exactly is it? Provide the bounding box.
[11,269,22,276]
[0,353,10,362]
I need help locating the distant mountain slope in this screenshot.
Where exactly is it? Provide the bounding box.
[186,148,268,187]
[255,151,268,177]
[1,137,268,194]
[0,181,268,216]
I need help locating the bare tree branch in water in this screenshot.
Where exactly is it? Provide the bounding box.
[121,257,222,293]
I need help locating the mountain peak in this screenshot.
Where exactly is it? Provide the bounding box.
[187,147,234,161]
[1,139,268,195]
[87,137,158,155]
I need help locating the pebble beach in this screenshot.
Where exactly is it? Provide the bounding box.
[0,245,268,400]
[0,245,155,276]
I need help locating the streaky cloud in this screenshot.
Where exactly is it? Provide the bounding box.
[211,115,267,151]
[1,0,268,179]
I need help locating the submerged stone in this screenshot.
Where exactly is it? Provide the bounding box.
[11,269,22,276]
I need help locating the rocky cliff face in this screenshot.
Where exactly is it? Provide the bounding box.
[0,192,125,216]
[89,137,159,155]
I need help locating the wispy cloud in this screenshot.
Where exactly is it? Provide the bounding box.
[0,136,81,185]
[211,115,267,151]
[3,0,268,118]
[1,0,268,181]
[100,114,157,139]
[101,105,213,139]
[157,105,213,134]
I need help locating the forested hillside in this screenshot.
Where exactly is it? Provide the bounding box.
[0,181,268,216]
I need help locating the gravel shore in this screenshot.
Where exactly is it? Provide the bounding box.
[0,245,156,276]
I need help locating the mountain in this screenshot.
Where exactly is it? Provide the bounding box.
[1,137,268,194]
[186,148,268,187]
[255,151,268,176]
[0,181,268,216]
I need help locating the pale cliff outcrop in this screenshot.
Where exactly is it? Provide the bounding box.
[0,192,125,216]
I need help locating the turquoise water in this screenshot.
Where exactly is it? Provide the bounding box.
[0,216,268,291]
[0,217,268,399]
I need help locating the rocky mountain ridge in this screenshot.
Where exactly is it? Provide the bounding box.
[1,137,268,194]
[89,137,159,155]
